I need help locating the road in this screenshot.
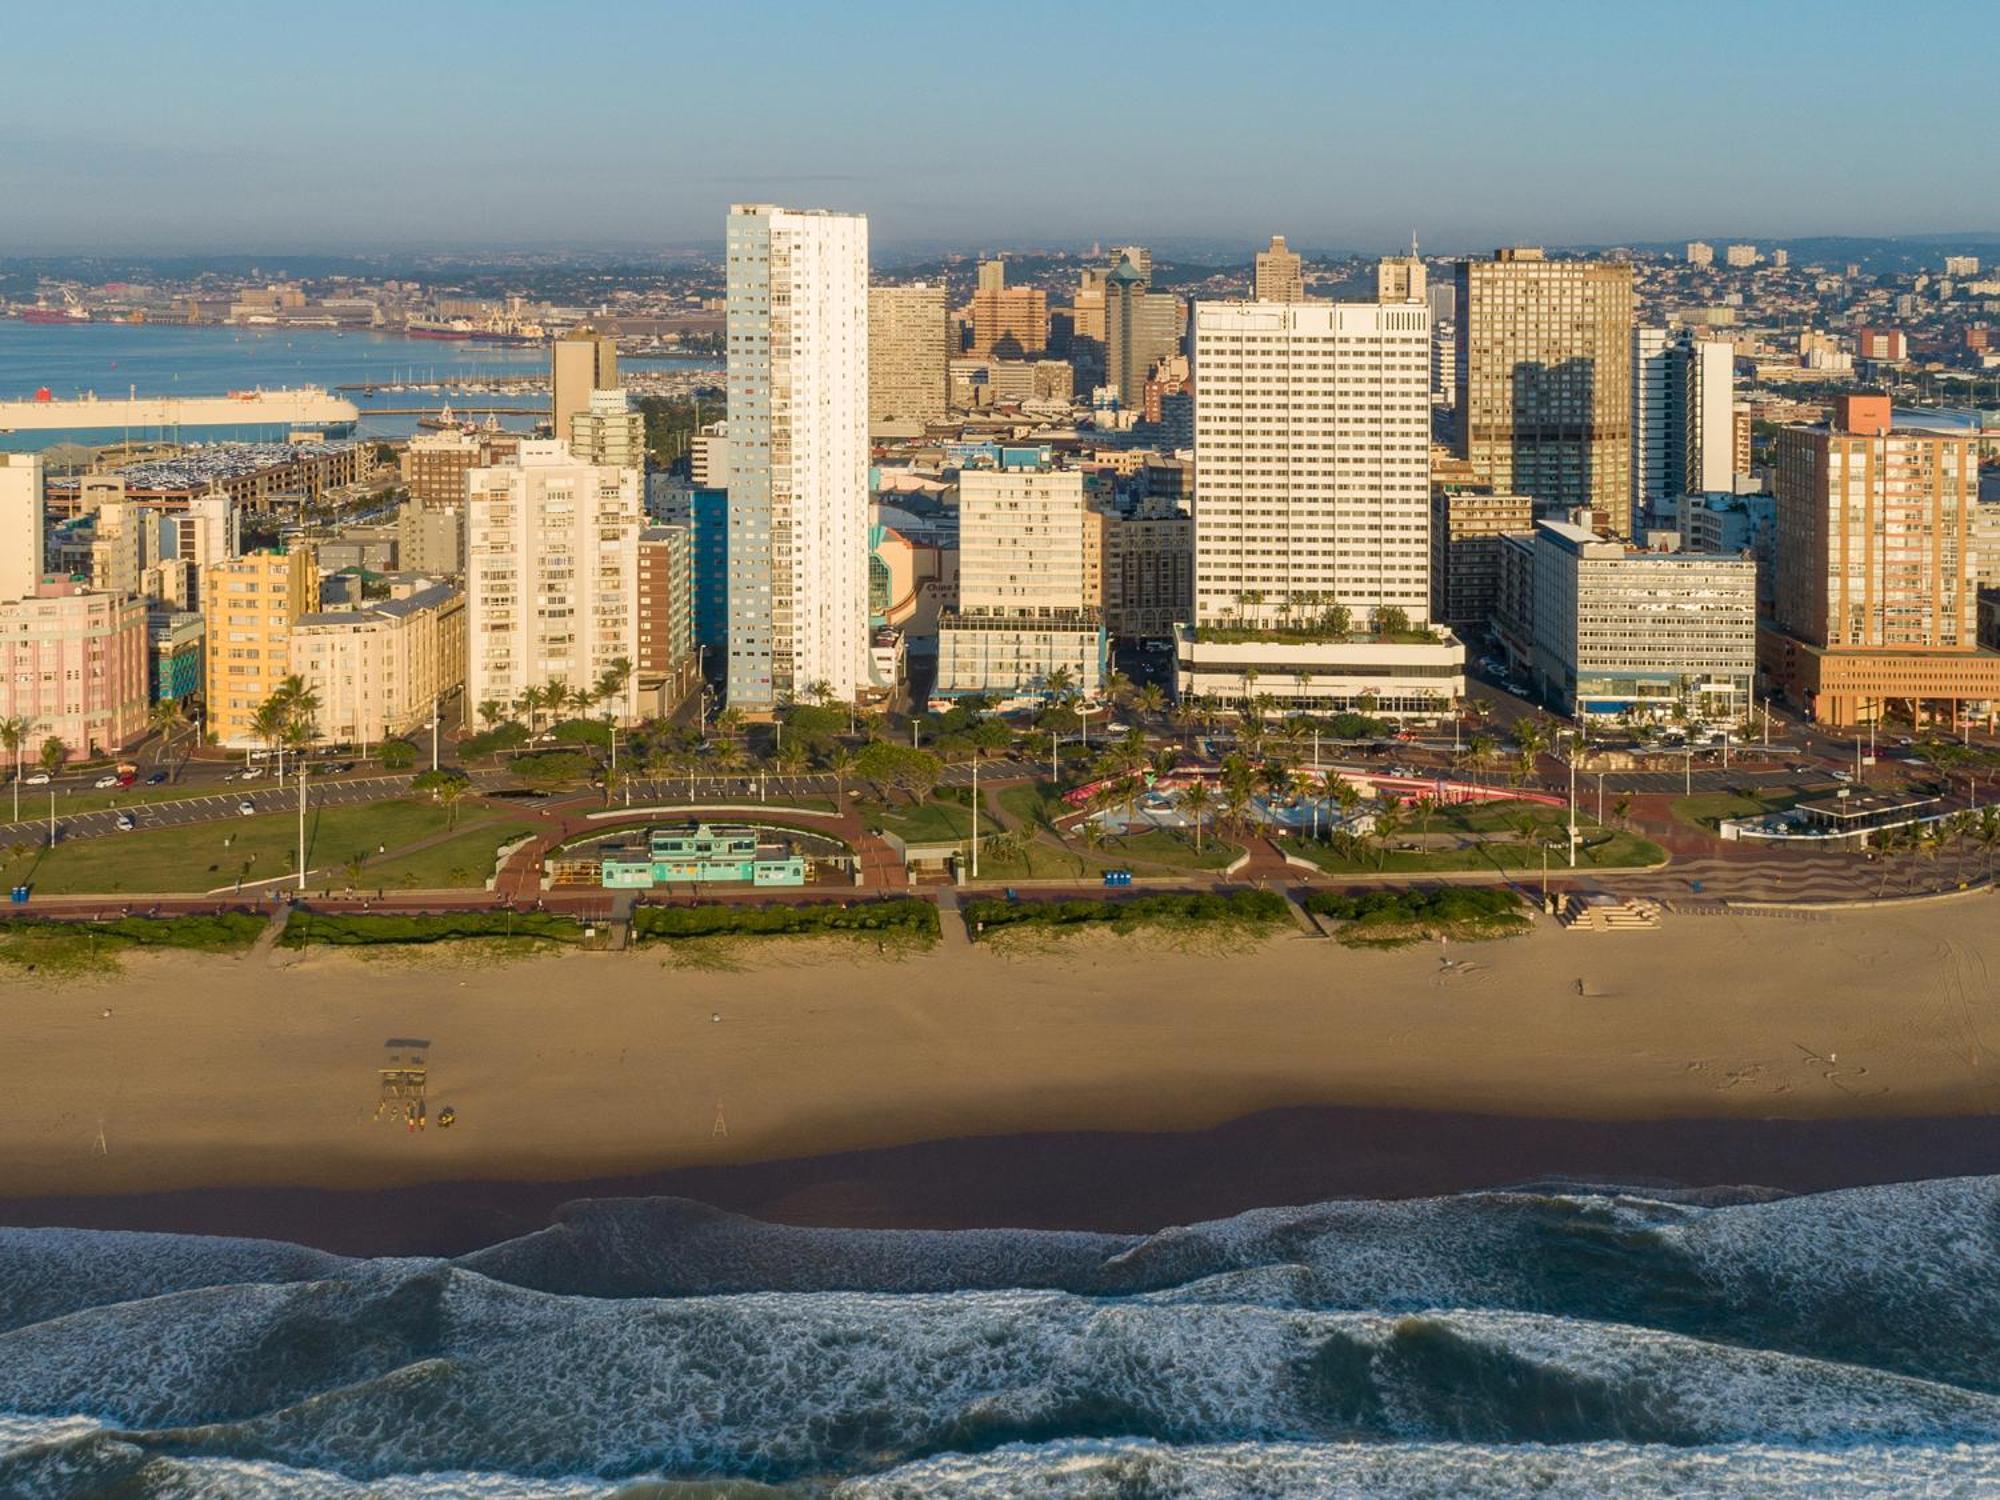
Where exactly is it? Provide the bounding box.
[0,773,475,848]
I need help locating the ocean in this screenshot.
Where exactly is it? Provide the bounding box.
[2,1176,1996,1496]
[0,322,719,450]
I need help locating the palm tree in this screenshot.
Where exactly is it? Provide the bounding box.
[436,775,469,829]
[1043,665,1074,704]
[1466,732,1496,787]
[514,685,546,734]
[825,745,855,802]
[1177,780,1216,851]
[1136,682,1166,721]
[543,677,574,726]
[0,716,30,823]
[145,701,181,764]
[1372,801,1405,870]
[477,699,509,731]
[250,697,289,782]
[37,736,67,779]
[594,657,634,721]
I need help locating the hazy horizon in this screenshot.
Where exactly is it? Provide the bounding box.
[5,0,1996,257]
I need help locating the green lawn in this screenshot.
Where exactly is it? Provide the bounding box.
[357,821,525,890]
[998,782,1069,833]
[1094,826,1241,871]
[974,836,1107,881]
[1281,825,1664,875]
[1671,790,1801,831]
[0,799,466,895]
[860,793,1003,845]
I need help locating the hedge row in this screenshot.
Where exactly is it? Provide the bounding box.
[0,912,268,952]
[962,889,1289,934]
[279,910,588,947]
[633,898,938,942]
[1303,886,1523,925]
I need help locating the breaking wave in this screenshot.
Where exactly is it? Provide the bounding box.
[1,1176,1995,1495]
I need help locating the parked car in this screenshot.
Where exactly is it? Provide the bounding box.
[93,774,120,789]
[237,799,257,816]
[114,813,135,832]
[238,767,265,781]
[24,771,50,786]
[146,771,168,785]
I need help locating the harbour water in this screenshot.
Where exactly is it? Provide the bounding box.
[0,322,719,451]
[1,1176,1996,1495]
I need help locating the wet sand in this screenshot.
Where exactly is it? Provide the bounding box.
[1,901,1997,1251]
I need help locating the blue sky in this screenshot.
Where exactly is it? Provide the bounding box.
[2,0,1991,255]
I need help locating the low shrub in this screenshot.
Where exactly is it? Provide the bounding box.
[634,898,938,942]
[1303,885,1529,947]
[279,910,587,947]
[0,912,267,952]
[377,739,419,771]
[460,723,530,759]
[962,888,1287,936]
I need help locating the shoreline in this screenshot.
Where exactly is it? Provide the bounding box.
[4,1107,1999,1257]
[0,903,1996,1251]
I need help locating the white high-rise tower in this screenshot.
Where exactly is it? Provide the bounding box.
[724,203,871,710]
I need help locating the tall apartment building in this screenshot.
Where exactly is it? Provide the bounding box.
[1253,235,1304,302]
[652,486,728,656]
[1190,300,1432,627]
[465,440,644,725]
[967,261,1047,359]
[635,525,700,715]
[1455,248,1634,529]
[1105,255,1180,409]
[1631,330,1736,530]
[403,428,521,507]
[202,547,316,747]
[397,501,465,575]
[1762,394,2000,727]
[689,422,729,488]
[935,459,1106,698]
[724,204,871,709]
[1856,328,1908,362]
[1100,505,1194,640]
[1430,488,1532,636]
[867,283,949,426]
[0,452,42,602]
[1178,299,1463,716]
[551,331,618,452]
[569,387,647,468]
[1686,242,1714,268]
[1069,266,1107,343]
[1943,255,1981,278]
[289,580,467,744]
[1527,518,1756,720]
[0,584,150,759]
[1725,244,1758,268]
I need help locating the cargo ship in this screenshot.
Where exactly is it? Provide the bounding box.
[406,314,545,346]
[15,306,90,324]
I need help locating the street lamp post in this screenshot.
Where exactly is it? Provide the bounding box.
[970,757,979,879]
[297,772,307,890]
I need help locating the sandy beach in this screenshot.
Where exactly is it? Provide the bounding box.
[1,900,1997,1250]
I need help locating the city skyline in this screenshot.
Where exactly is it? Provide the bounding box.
[4,1,1998,254]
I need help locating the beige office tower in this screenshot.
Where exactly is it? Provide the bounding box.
[1110,245,1152,287]
[1191,300,1433,627]
[967,259,1047,358]
[1454,247,1634,529]
[868,283,949,425]
[568,387,647,468]
[1254,235,1304,302]
[1376,254,1426,305]
[1070,267,1107,343]
[0,453,43,602]
[465,440,643,725]
[551,331,618,449]
[1106,256,1180,408]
